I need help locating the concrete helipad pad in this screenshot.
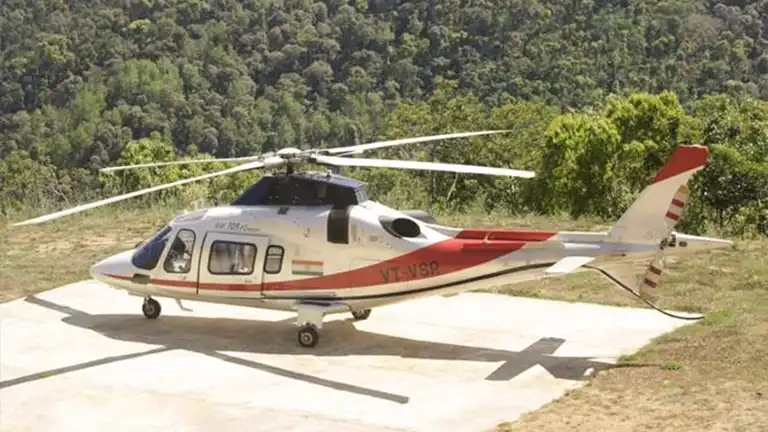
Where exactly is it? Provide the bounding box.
[1,281,693,432]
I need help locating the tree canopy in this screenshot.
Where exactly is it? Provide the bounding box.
[1,0,766,235]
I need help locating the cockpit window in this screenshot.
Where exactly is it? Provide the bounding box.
[132,225,172,270]
[163,229,196,274]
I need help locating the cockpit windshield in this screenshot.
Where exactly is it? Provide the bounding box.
[131,225,172,270]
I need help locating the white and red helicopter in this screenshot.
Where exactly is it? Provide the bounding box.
[13,131,732,348]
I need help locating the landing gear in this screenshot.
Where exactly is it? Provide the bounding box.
[295,304,327,348]
[351,308,371,321]
[293,304,367,348]
[142,297,161,319]
[297,324,319,348]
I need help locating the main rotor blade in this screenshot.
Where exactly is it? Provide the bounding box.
[322,130,511,156]
[312,155,535,178]
[100,156,262,172]
[12,160,267,227]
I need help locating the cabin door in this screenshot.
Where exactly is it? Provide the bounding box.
[148,226,200,297]
[197,233,270,297]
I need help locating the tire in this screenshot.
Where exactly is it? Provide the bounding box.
[142,298,161,319]
[297,325,319,348]
[351,309,371,320]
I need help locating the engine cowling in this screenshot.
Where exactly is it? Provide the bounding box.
[379,216,422,238]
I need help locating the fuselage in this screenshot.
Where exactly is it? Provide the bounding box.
[90,198,723,312]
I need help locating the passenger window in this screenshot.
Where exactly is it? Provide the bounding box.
[163,229,196,274]
[208,240,257,275]
[264,245,285,274]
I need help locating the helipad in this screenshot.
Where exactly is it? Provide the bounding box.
[0,281,692,432]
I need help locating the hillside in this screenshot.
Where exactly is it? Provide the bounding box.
[1,1,767,231]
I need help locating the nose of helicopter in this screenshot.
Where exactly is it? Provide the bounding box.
[90,249,136,283]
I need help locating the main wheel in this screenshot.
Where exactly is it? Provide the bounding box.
[142,298,161,319]
[351,309,371,321]
[297,325,319,348]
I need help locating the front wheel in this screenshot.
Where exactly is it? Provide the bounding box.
[142,298,161,319]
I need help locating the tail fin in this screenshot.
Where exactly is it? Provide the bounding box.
[600,144,709,300]
[607,145,709,245]
[590,145,716,317]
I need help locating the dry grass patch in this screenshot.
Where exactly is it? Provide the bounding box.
[0,205,178,302]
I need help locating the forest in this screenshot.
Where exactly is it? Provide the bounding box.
[1,0,767,235]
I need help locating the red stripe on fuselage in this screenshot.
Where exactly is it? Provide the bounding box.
[106,274,250,292]
[456,229,556,242]
[104,234,555,292]
[264,237,531,291]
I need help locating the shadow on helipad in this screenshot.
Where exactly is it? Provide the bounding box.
[2,283,683,432]
[0,294,651,405]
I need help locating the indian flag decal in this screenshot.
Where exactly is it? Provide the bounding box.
[291,259,324,276]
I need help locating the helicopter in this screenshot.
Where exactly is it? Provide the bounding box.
[12,131,732,348]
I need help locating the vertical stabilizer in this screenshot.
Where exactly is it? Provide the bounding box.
[599,145,709,300]
[607,145,709,245]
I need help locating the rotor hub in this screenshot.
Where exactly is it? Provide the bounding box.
[276,147,302,158]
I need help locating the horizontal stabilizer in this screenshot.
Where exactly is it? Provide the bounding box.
[545,256,596,275]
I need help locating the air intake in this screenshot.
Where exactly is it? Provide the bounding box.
[379,217,421,238]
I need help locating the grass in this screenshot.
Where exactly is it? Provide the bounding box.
[0,205,179,301]
[1,206,767,431]
[438,215,768,432]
